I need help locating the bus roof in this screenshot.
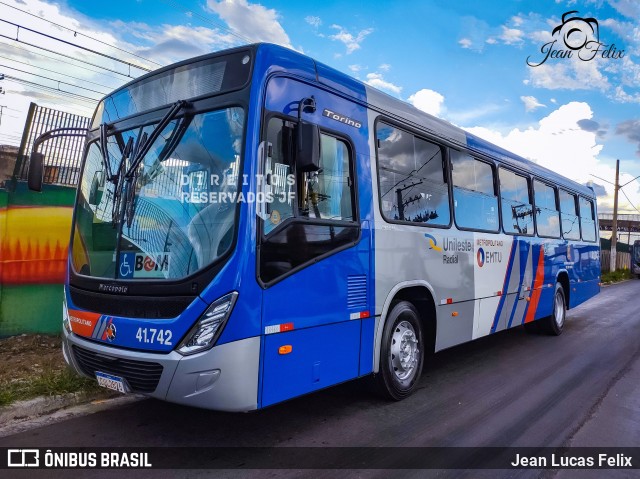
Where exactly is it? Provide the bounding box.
[101,42,596,199]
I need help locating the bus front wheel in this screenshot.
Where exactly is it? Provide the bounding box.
[375,301,424,401]
[541,283,566,336]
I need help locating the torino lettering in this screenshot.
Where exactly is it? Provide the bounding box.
[322,108,362,129]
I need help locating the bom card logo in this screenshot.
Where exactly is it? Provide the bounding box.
[119,252,170,279]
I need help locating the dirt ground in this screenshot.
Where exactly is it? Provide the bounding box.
[0,334,66,383]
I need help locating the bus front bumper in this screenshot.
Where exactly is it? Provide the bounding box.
[62,329,260,412]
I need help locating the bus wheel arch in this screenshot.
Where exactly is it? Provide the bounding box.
[374,284,437,400]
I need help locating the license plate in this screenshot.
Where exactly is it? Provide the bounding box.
[95,371,127,393]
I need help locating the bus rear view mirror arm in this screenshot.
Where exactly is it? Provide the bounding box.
[27,127,89,192]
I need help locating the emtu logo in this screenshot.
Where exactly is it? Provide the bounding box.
[477,248,485,267]
[424,234,443,252]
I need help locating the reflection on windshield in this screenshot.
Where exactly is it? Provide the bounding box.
[72,107,245,280]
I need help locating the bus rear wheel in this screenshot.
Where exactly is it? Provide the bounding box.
[541,283,566,336]
[375,301,424,401]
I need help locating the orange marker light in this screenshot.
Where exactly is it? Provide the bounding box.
[452,311,459,317]
[278,345,293,355]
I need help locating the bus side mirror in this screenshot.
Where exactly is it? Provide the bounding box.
[27,152,44,192]
[296,121,320,172]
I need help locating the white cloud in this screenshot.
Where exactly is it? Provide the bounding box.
[378,63,391,72]
[527,56,611,91]
[365,72,402,96]
[608,0,640,19]
[530,30,553,43]
[463,102,640,213]
[348,64,362,73]
[458,38,472,49]
[329,24,373,54]
[206,0,293,48]
[613,86,640,103]
[521,95,546,112]
[499,26,524,45]
[407,89,444,117]
[305,16,321,28]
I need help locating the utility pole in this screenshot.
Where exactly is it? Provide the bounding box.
[0,105,5,127]
[610,159,620,272]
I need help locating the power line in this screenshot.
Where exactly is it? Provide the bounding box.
[0,19,153,73]
[0,1,164,67]
[620,187,640,215]
[0,63,110,95]
[0,55,114,89]
[0,34,138,79]
[0,39,125,82]
[2,76,99,103]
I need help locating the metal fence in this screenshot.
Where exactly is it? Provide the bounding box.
[14,102,91,187]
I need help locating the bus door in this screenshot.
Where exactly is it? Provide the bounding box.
[258,78,371,407]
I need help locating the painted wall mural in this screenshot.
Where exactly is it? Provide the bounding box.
[0,183,76,336]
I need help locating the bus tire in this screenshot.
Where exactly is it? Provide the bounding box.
[375,301,424,401]
[541,283,566,336]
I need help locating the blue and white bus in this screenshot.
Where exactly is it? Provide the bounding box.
[29,43,601,411]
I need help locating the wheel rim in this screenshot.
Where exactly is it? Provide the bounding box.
[390,319,420,382]
[554,290,565,328]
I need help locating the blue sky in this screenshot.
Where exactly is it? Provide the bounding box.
[0,0,639,215]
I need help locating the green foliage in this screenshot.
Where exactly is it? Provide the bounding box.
[600,269,635,284]
[0,368,102,407]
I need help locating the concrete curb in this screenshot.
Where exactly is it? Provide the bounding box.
[0,391,115,423]
[0,392,145,437]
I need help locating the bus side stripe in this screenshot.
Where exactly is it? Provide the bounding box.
[524,246,545,324]
[507,242,530,328]
[491,238,517,333]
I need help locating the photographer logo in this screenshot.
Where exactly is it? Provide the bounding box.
[527,10,624,67]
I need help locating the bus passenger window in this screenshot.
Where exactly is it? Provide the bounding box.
[579,197,597,242]
[499,168,533,235]
[534,180,560,238]
[451,151,499,232]
[559,190,580,240]
[376,123,450,226]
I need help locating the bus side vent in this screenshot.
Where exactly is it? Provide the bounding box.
[347,275,368,310]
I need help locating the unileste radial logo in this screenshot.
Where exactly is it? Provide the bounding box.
[527,10,625,67]
[424,234,443,252]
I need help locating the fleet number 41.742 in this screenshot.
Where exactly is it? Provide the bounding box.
[135,327,173,345]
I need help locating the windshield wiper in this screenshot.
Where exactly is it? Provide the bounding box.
[121,100,189,228]
[125,100,188,179]
[111,136,134,227]
[99,123,115,183]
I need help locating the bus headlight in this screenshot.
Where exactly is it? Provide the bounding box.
[177,292,238,355]
[62,289,71,334]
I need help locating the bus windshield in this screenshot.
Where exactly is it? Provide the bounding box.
[71,107,245,280]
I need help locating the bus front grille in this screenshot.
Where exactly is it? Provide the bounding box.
[72,345,163,393]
